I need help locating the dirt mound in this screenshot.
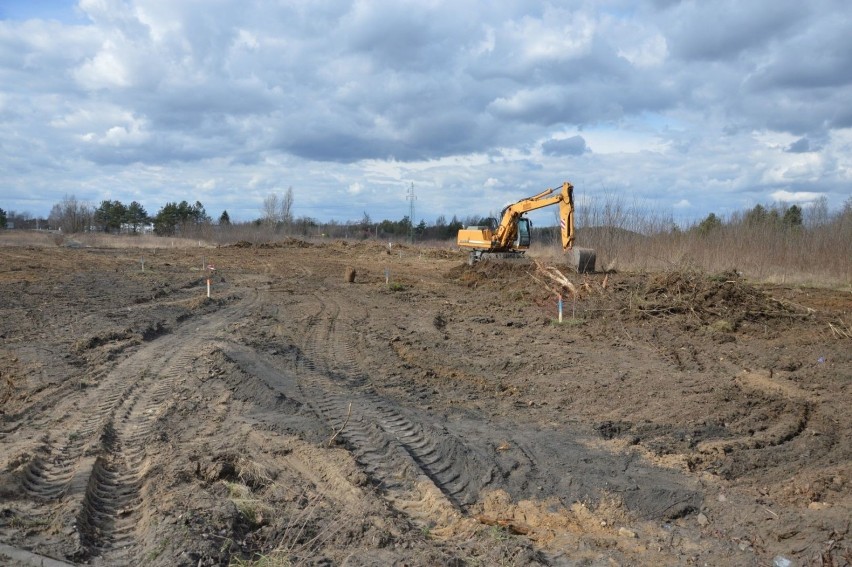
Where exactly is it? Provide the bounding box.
[327,239,388,254]
[446,260,536,287]
[621,270,795,325]
[418,248,465,260]
[227,238,315,249]
[447,264,783,318]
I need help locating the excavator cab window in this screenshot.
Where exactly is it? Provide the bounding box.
[516,217,531,248]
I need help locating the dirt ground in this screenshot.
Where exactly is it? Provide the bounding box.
[0,235,849,566]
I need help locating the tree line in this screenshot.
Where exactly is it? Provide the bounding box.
[12,191,491,241]
[694,203,807,234]
[29,195,212,236]
[3,193,849,244]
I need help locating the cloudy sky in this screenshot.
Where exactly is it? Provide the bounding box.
[1,0,850,226]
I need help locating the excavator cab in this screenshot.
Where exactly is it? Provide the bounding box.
[515,217,531,249]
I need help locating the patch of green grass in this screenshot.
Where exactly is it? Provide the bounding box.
[487,525,510,542]
[552,318,585,326]
[146,536,171,562]
[10,515,49,530]
[709,319,734,333]
[230,552,293,567]
[223,481,271,528]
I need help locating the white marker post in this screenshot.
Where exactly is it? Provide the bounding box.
[558,294,563,323]
[206,264,215,298]
[385,268,390,285]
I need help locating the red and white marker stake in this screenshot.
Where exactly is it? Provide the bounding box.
[206,264,215,298]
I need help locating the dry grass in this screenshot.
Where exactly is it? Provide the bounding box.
[235,456,274,489]
[224,481,275,528]
[0,230,214,249]
[530,197,851,287]
[0,370,14,406]
[568,226,851,287]
[0,231,58,247]
[71,233,215,249]
[228,487,358,567]
[828,319,851,339]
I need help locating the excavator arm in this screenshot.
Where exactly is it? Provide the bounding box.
[494,182,575,251]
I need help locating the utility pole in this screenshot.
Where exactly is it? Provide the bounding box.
[406,182,416,243]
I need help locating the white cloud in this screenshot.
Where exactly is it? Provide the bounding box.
[618,34,669,68]
[233,29,259,51]
[471,25,495,56]
[1,0,851,224]
[770,190,824,203]
[581,129,667,155]
[73,41,131,88]
[509,10,595,63]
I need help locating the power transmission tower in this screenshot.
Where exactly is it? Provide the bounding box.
[406,182,416,243]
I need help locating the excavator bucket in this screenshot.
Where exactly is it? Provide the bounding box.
[569,247,596,273]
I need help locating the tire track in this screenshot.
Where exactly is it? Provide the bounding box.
[18,291,261,504]
[16,292,262,564]
[0,365,108,442]
[291,294,493,525]
[21,368,151,502]
[372,403,488,507]
[74,346,193,562]
[1,276,224,442]
[70,292,257,563]
[697,371,812,456]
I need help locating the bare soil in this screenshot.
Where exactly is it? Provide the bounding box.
[0,237,849,566]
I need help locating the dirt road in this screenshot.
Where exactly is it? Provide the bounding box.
[1,238,849,566]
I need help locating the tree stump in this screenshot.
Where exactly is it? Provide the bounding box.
[344,266,356,283]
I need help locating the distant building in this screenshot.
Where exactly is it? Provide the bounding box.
[120,222,155,235]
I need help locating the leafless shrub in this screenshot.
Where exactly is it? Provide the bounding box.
[231,487,358,567]
[559,194,851,286]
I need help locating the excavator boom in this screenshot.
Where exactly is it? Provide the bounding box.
[493,182,575,250]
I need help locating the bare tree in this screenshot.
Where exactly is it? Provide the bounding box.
[806,195,829,229]
[262,188,295,230]
[280,186,294,225]
[262,193,279,226]
[49,194,92,233]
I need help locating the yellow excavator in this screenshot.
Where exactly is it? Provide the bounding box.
[457,181,596,272]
